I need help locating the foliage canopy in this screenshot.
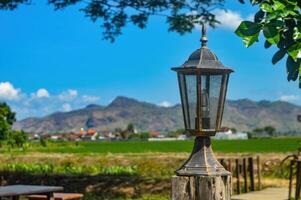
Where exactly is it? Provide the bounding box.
[0,0,223,42]
[0,102,28,148]
[0,102,16,140]
[236,0,301,88]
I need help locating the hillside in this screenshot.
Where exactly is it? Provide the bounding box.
[13,96,301,134]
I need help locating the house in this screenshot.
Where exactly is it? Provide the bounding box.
[215,129,248,140]
[49,134,65,141]
[98,135,106,140]
[97,130,114,140]
[80,128,98,141]
[28,133,40,140]
[149,131,163,138]
[148,133,188,141]
[66,133,82,141]
[177,134,188,140]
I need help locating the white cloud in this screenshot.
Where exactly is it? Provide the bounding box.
[36,88,50,98]
[279,95,301,103]
[214,9,245,30]
[68,89,78,97]
[58,89,78,101]
[0,82,20,100]
[192,9,253,31]
[159,101,173,107]
[1,84,102,119]
[62,103,72,112]
[82,95,100,103]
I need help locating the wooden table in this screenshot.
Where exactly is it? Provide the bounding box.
[0,185,63,200]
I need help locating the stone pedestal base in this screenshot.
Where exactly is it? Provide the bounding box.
[171,175,231,200]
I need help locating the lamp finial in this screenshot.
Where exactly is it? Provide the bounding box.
[201,24,208,47]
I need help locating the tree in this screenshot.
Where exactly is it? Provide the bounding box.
[252,126,276,137]
[40,137,47,147]
[120,130,129,139]
[126,123,135,134]
[236,0,301,88]
[0,102,16,140]
[138,132,150,140]
[128,131,150,140]
[230,127,237,134]
[253,127,264,134]
[168,128,185,137]
[264,125,276,137]
[0,0,223,42]
[0,103,28,148]
[167,131,178,138]
[7,130,28,148]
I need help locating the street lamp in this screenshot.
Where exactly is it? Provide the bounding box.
[172,26,234,176]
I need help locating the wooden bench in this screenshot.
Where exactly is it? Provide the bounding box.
[27,193,83,200]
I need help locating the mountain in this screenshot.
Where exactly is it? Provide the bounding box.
[13,96,301,134]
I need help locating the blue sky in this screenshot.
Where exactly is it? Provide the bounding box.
[0,1,300,119]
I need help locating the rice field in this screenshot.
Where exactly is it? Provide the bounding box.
[25,137,301,154]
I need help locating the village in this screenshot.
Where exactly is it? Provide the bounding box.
[27,127,248,142]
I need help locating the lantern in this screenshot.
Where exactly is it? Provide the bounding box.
[172,26,234,176]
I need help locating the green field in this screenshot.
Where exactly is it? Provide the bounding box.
[25,137,301,154]
[1,137,297,200]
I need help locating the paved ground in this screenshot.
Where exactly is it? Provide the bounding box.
[232,187,289,200]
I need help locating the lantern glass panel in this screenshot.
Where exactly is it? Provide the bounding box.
[178,74,197,130]
[217,74,229,128]
[178,74,189,128]
[178,72,229,133]
[186,75,197,129]
[200,75,222,131]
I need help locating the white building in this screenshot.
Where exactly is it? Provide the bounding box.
[214,130,248,140]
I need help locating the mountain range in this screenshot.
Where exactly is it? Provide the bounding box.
[13,96,301,134]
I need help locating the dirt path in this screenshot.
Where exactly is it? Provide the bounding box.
[232,187,288,200]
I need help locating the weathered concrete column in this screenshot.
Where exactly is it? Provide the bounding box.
[172,175,231,200]
[171,137,232,200]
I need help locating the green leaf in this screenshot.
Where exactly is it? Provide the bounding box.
[272,48,286,64]
[286,56,299,81]
[260,2,273,12]
[293,27,301,40]
[273,0,286,10]
[264,40,272,48]
[242,32,260,47]
[269,19,284,27]
[254,10,265,23]
[288,43,301,60]
[235,21,261,37]
[235,21,261,47]
[285,0,297,6]
[263,25,280,44]
[280,9,298,17]
[265,11,281,21]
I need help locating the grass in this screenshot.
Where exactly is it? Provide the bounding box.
[21,137,301,154]
[0,163,137,175]
[1,137,297,200]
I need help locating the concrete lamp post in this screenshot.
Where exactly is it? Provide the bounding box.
[171,26,234,200]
